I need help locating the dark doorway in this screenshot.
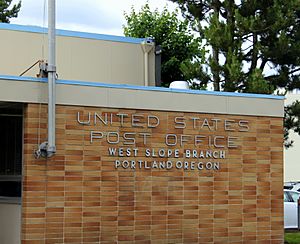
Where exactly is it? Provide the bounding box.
[0,102,23,200]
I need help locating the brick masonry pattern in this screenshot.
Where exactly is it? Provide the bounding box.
[22,104,284,244]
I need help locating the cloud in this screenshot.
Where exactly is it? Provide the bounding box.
[10,0,178,35]
[57,0,122,30]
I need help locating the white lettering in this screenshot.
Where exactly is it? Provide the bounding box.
[107,132,119,144]
[116,113,128,126]
[174,117,186,128]
[90,131,103,143]
[228,136,238,148]
[94,112,108,125]
[140,133,151,145]
[180,134,191,146]
[166,134,177,146]
[77,112,91,125]
[239,120,249,132]
[225,120,235,131]
[148,115,160,128]
[124,133,135,145]
[132,114,144,127]
[109,148,117,156]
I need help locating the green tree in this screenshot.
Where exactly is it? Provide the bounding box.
[169,0,300,147]
[0,0,21,23]
[123,4,209,87]
[285,101,300,148]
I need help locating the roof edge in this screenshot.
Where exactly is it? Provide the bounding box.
[0,74,285,100]
[0,23,145,44]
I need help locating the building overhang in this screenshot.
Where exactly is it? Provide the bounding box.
[0,75,284,117]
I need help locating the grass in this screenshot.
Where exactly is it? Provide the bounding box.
[285,231,300,244]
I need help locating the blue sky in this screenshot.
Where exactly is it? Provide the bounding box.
[10,0,177,35]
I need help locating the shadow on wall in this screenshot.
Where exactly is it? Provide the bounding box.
[0,203,21,244]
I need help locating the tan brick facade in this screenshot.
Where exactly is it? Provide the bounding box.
[22,103,284,243]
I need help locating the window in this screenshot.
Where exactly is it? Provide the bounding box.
[0,102,23,201]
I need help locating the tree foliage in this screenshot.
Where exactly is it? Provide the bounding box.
[285,101,300,148]
[169,0,300,147]
[0,0,21,23]
[123,4,208,87]
[169,0,300,92]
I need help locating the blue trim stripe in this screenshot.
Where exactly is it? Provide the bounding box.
[0,74,285,100]
[0,23,145,44]
[0,74,47,83]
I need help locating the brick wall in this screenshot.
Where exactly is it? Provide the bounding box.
[22,103,284,243]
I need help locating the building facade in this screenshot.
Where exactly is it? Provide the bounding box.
[0,24,284,243]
